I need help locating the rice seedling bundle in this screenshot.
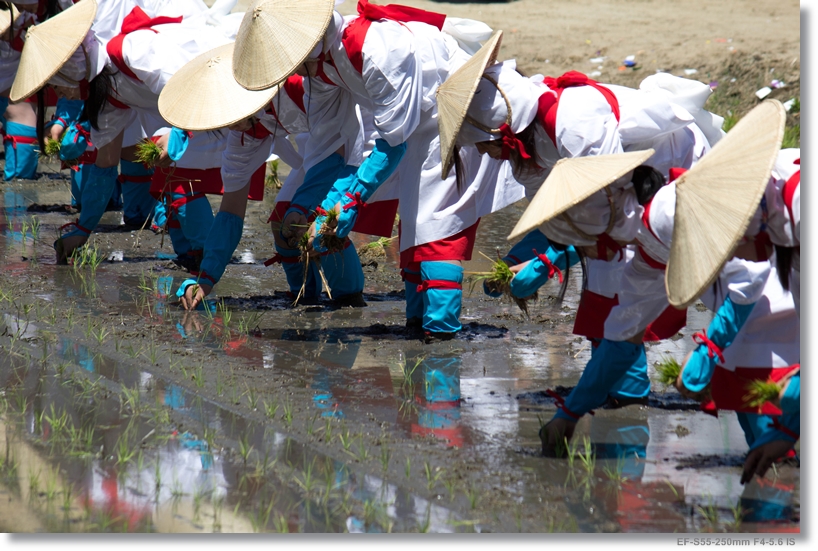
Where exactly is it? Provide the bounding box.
[655,356,682,387]
[743,379,782,409]
[135,139,163,167]
[468,251,536,317]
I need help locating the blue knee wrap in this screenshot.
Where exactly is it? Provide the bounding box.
[321,242,364,298]
[275,243,320,297]
[69,165,86,208]
[403,269,423,321]
[420,261,463,334]
[63,164,118,239]
[119,160,157,226]
[3,121,38,180]
[555,339,646,421]
[736,412,778,449]
[608,341,650,399]
[423,356,461,403]
[152,200,168,229]
[170,192,214,252]
[780,372,799,414]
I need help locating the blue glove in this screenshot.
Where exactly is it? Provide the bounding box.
[509,246,580,299]
[322,139,406,239]
[681,296,756,393]
[166,127,190,161]
[60,121,92,162]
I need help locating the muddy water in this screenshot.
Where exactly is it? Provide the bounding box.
[0,170,800,533]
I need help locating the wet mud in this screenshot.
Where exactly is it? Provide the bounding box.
[0,157,800,533]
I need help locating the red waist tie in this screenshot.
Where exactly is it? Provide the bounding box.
[3,135,38,148]
[106,6,183,82]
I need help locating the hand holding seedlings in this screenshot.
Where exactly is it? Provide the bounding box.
[135,133,172,168]
[673,351,712,402]
[181,281,213,311]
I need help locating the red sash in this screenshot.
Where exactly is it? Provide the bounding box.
[537,71,620,146]
[704,364,800,415]
[782,166,800,238]
[268,198,399,238]
[342,0,446,74]
[106,7,183,82]
[266,76,306,133]
[400,220,479,268]
[150,164,265,201]
[573,290,686,341]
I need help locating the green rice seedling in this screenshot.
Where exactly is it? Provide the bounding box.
[44,467,59,503]
[28,470,41,500]
[728,501,746,532]
[339,427,352,451]
[217,299,232,327]
[42,137,62,159]
[417,505,432,533]
[743,379,782,409]
[294,232,333,304]
[263,399,278,420]
[317,206,346,254]
[357,235,397,260]
[29,216,40,242]
[193,364,205,389]
[424,462,441,492]
[356,433,370,462]
[282,400,293,428]
[380,445,390,473]
[442,476,457,502]
[655,355,682,387]
[696,494,720,528]
[273,514,289,533]
[405,457,411,480]
[602,455,627,485]
[324,417,333,442]
[245,385,258,411]
[238,432,253,467]
[782,124,800,149]
[265,159,282,189]
[90,325,109,346]
[294,459,317,496]
[306,413,318,437]
[135,139,162,167]
[62,484,73,515]
[468,251,535,317]
[578,436,596,476]
[20,220,28,244]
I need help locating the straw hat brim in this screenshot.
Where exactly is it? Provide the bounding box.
[436,30,503,179]
[159,43,278,131]
[0,3,20,38]
[665,99,786,308]
[9,0,97,103]
[232,0,335,91]
[507,149,655,241]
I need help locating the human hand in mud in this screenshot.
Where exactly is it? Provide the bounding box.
[154,133,174,168]
[181,310,205,335]
[280,210,308,248]
[180,282,212,311]
[675,350,713,402]
[740,439,796,484]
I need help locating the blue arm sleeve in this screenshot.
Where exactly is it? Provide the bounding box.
[681,296,756,392]
[166,127,190,161]
[59,121,92,161]
[50,98,84,129]
[288,153,347,213]
[780,371,800,414]
[749,413,800,450]
[194,211,244,287]
[324,139,406,238]
[509,246,580,299]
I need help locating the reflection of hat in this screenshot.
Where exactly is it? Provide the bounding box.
[159,43,278,131]
[232,0,335,91]
[0,3,20,37]
[666,100,785,308]
[9,0,97,102]
[508,149,654,241]
[436,30,503,179]
[457,60,545,147]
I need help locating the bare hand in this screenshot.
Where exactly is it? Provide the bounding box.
[741,440,796,484]
[180,282,212,311]
[509,260,531,275]
[155,133,173,168]
[674,372,711,402]
[181,311,205,335]
[281,211,308,248]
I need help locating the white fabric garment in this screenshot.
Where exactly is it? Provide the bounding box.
[0,10,38,93]
[315,11,524,251]
[699,258,799,370]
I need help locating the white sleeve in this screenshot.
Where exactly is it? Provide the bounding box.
[556,87,623,159]
[272,133,302,172]
[360,21,423,146]
[221,130,274,193]
[90,103,138,150]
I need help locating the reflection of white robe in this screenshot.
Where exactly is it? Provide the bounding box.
[318,13,524,251]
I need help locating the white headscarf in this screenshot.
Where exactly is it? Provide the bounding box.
[457,60,545,146]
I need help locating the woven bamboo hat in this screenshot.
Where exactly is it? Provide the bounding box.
[0,3,20,38]
[159,43,278,131]
[437,30,503,179]
[232,0,335,91]
[507,149,655,241]
[666,99,786,308]
[9,0,97,102]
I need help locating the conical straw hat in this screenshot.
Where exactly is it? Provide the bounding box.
[0,3,20,38]
[507,149,655,241]
[9,0,97,102]
[666,99,786,308]
[232,0,335,91]
[437,30,503,179]
[159,43,278,131]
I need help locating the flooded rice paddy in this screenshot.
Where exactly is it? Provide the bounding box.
[0,169,800,533]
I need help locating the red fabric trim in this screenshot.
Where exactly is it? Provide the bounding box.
[63,149,97,171]
[537,71,620,146]
[265,102,288,135]
[283,75,306,113]
[60,219,92,235]
[573,290,618,339]
[642,305,687,342]
[596,232,624,261]
[400,220,479,266]
[496,123,532,161]
[771,417,799,441]
[3,135,38,148]
[545,388,593,419]
[263,253,300,266]
[637,245,666,271]
[150,164,265,200]
[668,167,688,183]
[342,0,446,74]
[417,279,462,292]
[753,230,772,261]
[353,198,398,237]
[400,269,422,285]
[106,7,183,82]
[533,248,563,283]
[782,170,800,235]
[106,94,131,110]
[709,364,800,415]
[692,330,725,363]
[243,121,273,140]
[315,51,338,86]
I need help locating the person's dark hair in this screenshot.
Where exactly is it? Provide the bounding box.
[506,119,542,177]
[80,67,115,130]
[40,0,63,20]
[36,89,46,152]
[631,164,665,205]
[453,144,465,192]
[774,245,794,291]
